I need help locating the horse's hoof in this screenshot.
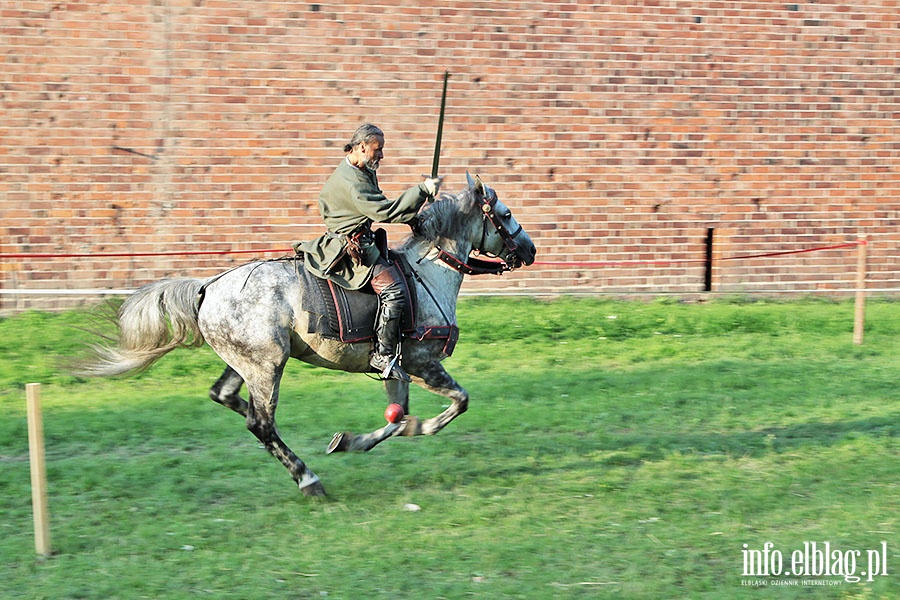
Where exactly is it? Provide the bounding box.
[326,431,351,454]
[399,415,423,437]
[299,477,327,497]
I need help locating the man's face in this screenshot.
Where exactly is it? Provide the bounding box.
[361,136,384,170]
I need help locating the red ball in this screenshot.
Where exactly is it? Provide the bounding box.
[384,403,405,424]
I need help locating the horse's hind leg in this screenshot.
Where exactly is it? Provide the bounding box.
[209,365,249,417]
[240,360,325,496]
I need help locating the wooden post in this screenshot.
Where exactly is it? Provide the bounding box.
[703,228,714,292]
[26,383,52,557]
[853,236,867,346]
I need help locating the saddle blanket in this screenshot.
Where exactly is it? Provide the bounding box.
[293,254,458,357]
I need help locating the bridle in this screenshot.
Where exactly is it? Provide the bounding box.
[479,189,523,259]
[408,185,526,339]
[436,188,524,276]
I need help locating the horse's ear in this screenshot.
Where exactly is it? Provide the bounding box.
[466,172,485,198]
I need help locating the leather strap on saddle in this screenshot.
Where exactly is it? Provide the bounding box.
[410,324,459,357]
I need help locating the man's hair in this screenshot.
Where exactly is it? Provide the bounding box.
[343,123,384,153]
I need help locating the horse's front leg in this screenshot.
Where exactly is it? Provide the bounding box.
[399,360,468,437]
[326,379,409,453]
[324,360,469,452]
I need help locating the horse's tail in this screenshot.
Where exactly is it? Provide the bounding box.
[83,278,206,377]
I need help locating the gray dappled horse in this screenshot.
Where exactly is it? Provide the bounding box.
[86,174,536,496]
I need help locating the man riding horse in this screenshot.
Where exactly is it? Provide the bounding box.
[294,124,444,382]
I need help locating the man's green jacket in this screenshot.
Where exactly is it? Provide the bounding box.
[294,159,430,290]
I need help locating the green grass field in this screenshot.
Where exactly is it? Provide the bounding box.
[1,297,897,599]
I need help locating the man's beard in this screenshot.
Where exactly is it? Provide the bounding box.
[366,158,380,171]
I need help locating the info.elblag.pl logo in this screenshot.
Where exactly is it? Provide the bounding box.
[741,541,890,585]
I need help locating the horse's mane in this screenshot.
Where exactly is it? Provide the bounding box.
[397,187,480,251]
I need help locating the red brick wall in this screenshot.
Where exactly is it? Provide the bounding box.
[2,1,898,308]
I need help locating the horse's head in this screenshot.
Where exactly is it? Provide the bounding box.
[465,172,536,269]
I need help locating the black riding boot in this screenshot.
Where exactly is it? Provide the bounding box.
[371,303,410,382]
[370,265,410,382]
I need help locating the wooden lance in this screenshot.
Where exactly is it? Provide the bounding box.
[431,70,450,178]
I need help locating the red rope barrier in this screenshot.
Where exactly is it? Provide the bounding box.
[532,240,865,268]
[0,248,292,259]
[534,259,705,267]
[721,241,864,261]
[0,240,865,264]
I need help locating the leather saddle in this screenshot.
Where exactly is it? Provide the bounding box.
[294,253,459,357]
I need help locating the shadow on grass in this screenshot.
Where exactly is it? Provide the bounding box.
[603,414,898,461]
[4,355,896,504]
[319,395,898,502]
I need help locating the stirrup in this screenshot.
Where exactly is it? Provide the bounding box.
[371,353,411,383]
[381,355,411,383]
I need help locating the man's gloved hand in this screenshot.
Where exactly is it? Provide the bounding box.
[421,175,445,199]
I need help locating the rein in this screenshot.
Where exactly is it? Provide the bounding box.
[435,250,510,276]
